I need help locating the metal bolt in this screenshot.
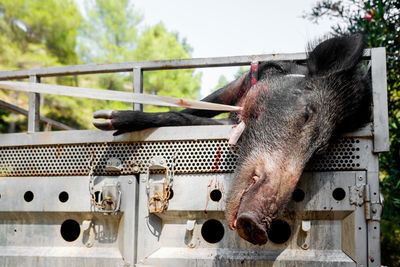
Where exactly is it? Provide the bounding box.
[141,177,146,183]
[358,176,363,181]
[86,242,93,248]
[128,179,133,184]
[160,160,164,164]
[133,166,139,172]
[372,208,377,213]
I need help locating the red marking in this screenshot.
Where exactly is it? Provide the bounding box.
[213,144,222,172]
[177,99,191,108]
[250,62,259,87]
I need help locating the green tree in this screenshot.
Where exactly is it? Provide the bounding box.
[79,0,141,63]
[0,0,81,67]
[305,1,400,265]
[79,1,201,113]
[134,23,201,112]
[0,0,83,132]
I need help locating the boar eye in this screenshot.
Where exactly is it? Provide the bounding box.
[303,105,315,124]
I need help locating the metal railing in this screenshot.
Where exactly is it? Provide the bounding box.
[0,49,388,152]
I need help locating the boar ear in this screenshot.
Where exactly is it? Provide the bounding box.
[307,33,366,76]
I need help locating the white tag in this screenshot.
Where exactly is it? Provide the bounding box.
[229,121,246,145]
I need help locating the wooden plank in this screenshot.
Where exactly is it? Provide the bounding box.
[0,99,75,130]
[371,48,390,152]
[0,81,241,111]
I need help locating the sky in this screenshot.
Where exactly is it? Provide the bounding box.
[96,0,338,98]
[132,0,337,98]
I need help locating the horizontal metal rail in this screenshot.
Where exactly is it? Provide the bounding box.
[0,50,371,80]
[0,99,75,130]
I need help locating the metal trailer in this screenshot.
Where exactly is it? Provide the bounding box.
[0,49,389,267]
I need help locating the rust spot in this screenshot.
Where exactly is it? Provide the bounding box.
[55,146,64,158]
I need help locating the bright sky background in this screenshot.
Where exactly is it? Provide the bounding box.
[132,0,337,98]
[113,0,338,98]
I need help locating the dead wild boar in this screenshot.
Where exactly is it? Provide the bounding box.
[93,34,371,245]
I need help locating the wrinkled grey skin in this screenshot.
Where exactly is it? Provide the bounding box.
[93,34,371,245]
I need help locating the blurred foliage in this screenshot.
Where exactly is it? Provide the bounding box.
[0,0,201,131]
[305,0,400,265]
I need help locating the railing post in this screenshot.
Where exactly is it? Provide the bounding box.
[28,75,40,132]
[133,67,143,111]
[371,48,389,152]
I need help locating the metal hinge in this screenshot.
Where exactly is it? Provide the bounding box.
[349,184,383,221]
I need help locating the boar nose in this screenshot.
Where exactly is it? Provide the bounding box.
[236,213,268,245]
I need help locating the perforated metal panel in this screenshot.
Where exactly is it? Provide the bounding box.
[305,137,365,171]
[0,140,236,176]
[0,137,367,177]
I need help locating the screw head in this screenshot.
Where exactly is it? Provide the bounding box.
[358,176,363,181]
[128,179,133,184]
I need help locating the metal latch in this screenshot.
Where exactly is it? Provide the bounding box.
[101,180,122,214]
[88,156,122,215]
[146,156,172,213]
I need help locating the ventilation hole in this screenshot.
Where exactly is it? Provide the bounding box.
[292,189,305,202]
[24,191,34,202]
[168,188,174,200]
[267,220,291,244]
[358,227,362,230]
[94,191,103,202]
[201,219,224,244]
[0,193,1,199]
[332,188,346,201]
[210,189,222,202]
[60,219,80,242]
[58,191,69,203]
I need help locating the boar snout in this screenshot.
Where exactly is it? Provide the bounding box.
[236,213,268,245]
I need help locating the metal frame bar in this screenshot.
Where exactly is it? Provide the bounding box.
[0,51,374,80]
[0,99,74,130]
[371,48,389,152]
[0,53,309,80]
[0,48,388,151]
[28,75,40,133]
